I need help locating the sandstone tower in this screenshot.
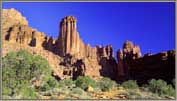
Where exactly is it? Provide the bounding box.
[56,16,97,58]
[58,16,80,56]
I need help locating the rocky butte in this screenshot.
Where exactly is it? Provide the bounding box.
[2,8,175,84]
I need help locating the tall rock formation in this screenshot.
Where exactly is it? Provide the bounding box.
[56,16,97,58]
[57,16,78,56]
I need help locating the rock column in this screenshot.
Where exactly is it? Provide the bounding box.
[58,16,80,56]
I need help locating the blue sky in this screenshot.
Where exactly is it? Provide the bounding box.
[2,2,175,56]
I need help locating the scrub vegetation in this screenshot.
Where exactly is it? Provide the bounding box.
[2,50,175,99]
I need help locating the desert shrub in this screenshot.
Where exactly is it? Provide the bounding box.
[69,87,91,99]
[122,80,139,89]
[98,77,117,91]
[41,87,70,96]
[148,79,175,97]
[148,79,167,93]
[164,85,176,97]
[58,79,75,88]
[70,87,86,95]
[147,92,162,99]
[75,76,97,90]
[47,77,58,88]
[39,83,51,92]
[129,91,162,100]
[39,76,59,92]
[57,87,70,95]
[126,90,142,99]
[2,50,51,98]
[20,87,38,99]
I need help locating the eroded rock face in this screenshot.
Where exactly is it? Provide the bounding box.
[5,25,31,44]
[3,9,48,50]
[97,45,117,79]
[116,49,124,81]
[123,40,142,60]
[116,40,175,84]
[2,8,28,40]
[73,59,86,79]
[58,55,91,80]
[5,24,46,49]
[2,8,28,28]
[96,45,114,59]
[116,40,142,81]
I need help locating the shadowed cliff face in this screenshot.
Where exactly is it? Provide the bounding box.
[116,40,175,85]
[128,50,175,85]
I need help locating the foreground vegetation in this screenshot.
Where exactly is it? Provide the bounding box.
[2,50,176,99]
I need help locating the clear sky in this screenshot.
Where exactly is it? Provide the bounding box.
[2,2,175,56]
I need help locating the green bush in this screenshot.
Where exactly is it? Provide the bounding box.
[98,77,117,91]
[39,76,59,92]
[69,87,91,99]
[58,79,75,88]
[47,76,58,87]
[122,80,139,89]
[164,85,176,97]
[70,87,86,95]
[39,83,51,92]
[20,87,38,99]
[126,90,142,99]
[148,79,175,97]
[75,76,97,90]
[2,50,52,98]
